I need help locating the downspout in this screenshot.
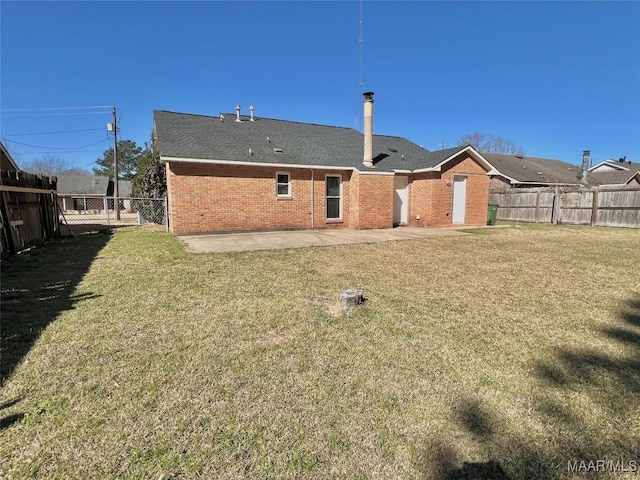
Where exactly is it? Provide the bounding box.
[310,168,315,229]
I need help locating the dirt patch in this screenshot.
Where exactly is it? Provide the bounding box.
[304,296,344,316]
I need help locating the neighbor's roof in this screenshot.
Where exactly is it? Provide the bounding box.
[587,159,640,186]
[57,175,111,195]
[481,152,583,185]
[57,175,133,196]
[154,110,485,173]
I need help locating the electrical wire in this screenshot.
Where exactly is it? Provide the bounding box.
[0,137,111,150]
[0,105,112,112]
[1,111,111,117]
[12,150,107,156]
[2,128,105,137]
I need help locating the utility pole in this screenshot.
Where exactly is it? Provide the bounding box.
[112,106,120,220]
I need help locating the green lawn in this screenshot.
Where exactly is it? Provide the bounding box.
[1,225,639,479]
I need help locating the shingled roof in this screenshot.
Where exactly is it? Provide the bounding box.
[587,160,640,186]
[57,175,111,195]
[481,152,583,185]
[154,110,490,174]
[57,175,132,196]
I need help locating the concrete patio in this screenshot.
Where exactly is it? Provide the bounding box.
[179,226,473,253]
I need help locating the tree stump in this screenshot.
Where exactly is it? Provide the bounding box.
[339,288,365,311]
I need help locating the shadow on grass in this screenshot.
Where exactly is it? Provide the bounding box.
[1,231,111,386]
[420,294,640,479]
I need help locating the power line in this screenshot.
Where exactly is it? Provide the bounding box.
[0,105,112,112]
[1,111,111,117]
[11,150,107,156]
[2,128,105,137]
[0,137,111,150]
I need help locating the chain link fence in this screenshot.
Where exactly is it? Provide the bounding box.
[58,196,167,233]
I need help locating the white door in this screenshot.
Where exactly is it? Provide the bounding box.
[452,176,467,224]
[393,176,408,225]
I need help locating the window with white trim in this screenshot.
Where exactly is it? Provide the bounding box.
[276,172,291,197]
[325,175,342,219]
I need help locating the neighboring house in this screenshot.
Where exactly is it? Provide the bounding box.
[587,158,640,187]
[154,94,499,235]
[482,152,584,191]
[0,142,20,171]
[57,175,132,212]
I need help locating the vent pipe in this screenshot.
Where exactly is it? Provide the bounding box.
[363,91,375,167]
[235,105,242,122]
[581,150,590,182]
[249,105,255,121]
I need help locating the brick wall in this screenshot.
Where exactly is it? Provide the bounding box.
[167,162,354,234]
[166,156,488,235]
[356,173,394,229]
[408,155,489,227]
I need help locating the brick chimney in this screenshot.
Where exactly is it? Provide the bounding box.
[363,92,375,167]
[581,150,590,182]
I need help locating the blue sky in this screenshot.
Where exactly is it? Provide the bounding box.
[1,1,639,172]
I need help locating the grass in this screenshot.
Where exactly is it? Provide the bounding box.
[1,225,639,479]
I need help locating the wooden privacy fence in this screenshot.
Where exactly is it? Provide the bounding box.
[489,187,640,228]
[0,171,58,255]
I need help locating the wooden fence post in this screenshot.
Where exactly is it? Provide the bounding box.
[535,190,541,223]
[591,186,599,227]
[552,184,560,224]
[0,190,17,253]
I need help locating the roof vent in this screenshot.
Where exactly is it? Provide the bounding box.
[249,105,255,122]
[235,105,242,123]
[219,114,224,122]
[273,148,284,154]
[388,148,398,153]
[515,154,524,159]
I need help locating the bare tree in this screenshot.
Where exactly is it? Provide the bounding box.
[458,132,525,155]
[21,155,88,176]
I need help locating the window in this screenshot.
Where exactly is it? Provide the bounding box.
[276,172,291,197]
[325,175,342,220]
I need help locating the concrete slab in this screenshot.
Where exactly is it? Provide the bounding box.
[179,227,471,253]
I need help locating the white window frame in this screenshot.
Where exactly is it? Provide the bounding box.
[275,171,291,197]
[325,174,342,220]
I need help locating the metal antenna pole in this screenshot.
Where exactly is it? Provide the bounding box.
[112,106,119,220]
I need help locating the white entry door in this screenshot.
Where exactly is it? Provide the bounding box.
[393,176,409,225]
[452,176,467,224]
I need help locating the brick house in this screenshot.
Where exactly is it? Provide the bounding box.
[154,93,498,235]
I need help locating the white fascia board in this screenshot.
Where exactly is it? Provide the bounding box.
[392,169,412,174]
[516,181,582,186]
[356,169,395,176]
[624,172,640,185]
[489,173,519,185]
[412,146,500,175]
[589,160,629,172]
[161,156,394,175]
[162,156,347,171]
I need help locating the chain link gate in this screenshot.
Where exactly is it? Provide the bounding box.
[58,197,168,233]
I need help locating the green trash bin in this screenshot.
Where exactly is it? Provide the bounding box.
[487,204,499,226]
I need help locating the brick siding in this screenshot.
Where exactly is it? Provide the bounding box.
[408,155,489,227]
[167,162,353,234]
[167,155,489,234]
